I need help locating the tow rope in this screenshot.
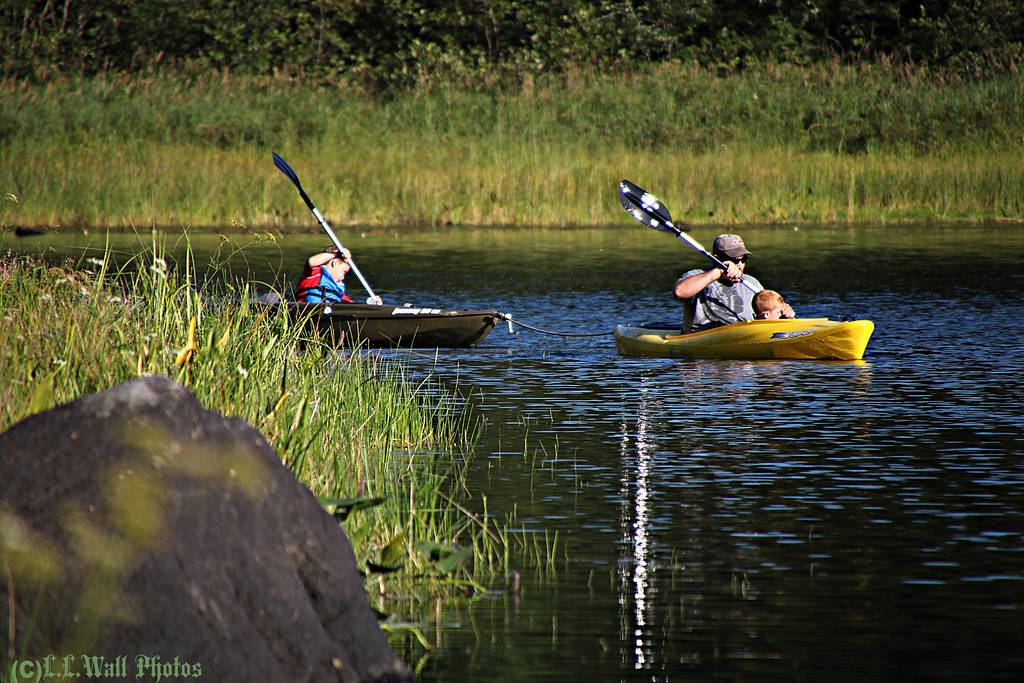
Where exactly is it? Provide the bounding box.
[496,312,613,338]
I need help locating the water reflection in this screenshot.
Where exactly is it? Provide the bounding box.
[618,375,655,671]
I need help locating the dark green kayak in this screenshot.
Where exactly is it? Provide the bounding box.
[257,298,502,348]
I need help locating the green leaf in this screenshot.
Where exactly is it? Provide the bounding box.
[414,540,456,562]
[415,540,473,574]
[379,619,433,650]
[437,544,473,574]
[380,531,407,568]
[27,373,56,415]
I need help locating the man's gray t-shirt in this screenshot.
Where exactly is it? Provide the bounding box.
[680,269,764,330]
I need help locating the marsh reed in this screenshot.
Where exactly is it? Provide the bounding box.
[2,61,1022,229]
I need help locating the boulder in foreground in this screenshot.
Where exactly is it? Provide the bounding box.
[0,376,410,683]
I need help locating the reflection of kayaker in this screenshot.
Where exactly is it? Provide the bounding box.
[295,245,382,305]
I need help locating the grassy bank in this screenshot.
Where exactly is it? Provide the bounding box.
[2,61,1023,228]
[0,243,511,654]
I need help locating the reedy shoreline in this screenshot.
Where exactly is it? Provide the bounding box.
[2,62,1022,230]
[0,243,512,654]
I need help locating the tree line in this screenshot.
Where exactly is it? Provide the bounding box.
[2,1,1021,88]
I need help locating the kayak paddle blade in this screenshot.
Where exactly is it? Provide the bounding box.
[273,152,302,191]
[273,151,319,214]
[618,180,688,234]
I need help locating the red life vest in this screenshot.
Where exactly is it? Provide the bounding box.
[295,265,353,303]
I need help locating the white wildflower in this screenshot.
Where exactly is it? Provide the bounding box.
[150,258,168,278]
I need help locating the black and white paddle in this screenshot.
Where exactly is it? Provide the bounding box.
[273,152,381,304]
[619,179,758,294]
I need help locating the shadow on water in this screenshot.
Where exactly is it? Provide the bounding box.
[5,223,1024,682]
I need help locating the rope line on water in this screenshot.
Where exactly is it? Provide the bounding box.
[496,313,613,338]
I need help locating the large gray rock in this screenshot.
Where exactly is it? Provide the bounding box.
[0,376,410,683]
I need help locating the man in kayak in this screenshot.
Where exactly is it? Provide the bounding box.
[673,234,765,331]
[296,245,382,304]
[753,289,796,320]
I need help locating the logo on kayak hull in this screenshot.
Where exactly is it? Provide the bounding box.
[770,329,815,340]
[392,308,442,315]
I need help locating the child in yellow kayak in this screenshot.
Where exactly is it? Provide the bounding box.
[753,289,796,320]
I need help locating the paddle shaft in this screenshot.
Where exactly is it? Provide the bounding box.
[272,152,379,303]
[306,205,376,299]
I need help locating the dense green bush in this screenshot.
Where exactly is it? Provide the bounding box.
[2,1,1021,88]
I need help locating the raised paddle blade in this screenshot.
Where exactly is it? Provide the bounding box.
[619,190,657,229]
[273,152,316,212]
[272,152,300,188]
[618,180,689,235]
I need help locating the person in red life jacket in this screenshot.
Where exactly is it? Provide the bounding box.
[295,245,382,304]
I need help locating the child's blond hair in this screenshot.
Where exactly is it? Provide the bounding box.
[753,289,786,319]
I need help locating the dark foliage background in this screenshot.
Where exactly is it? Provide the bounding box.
[2,1,1021,87]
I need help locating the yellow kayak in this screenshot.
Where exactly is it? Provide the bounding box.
[614,318,875,360]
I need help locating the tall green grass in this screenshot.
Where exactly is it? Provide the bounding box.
[0,240,510,655]
[2,61,1022,228]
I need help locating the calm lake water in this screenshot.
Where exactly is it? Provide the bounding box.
[6,223,1024,682]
